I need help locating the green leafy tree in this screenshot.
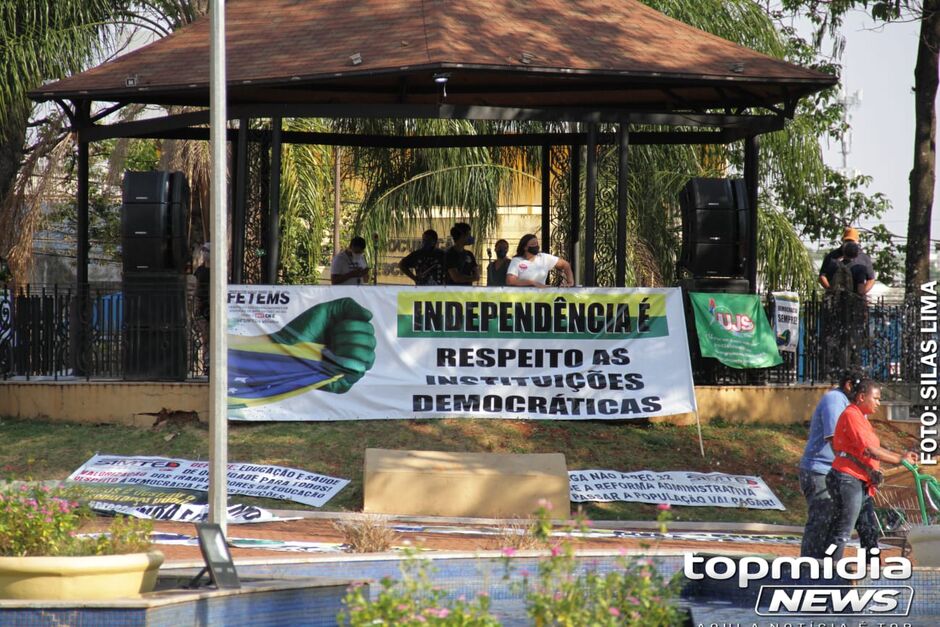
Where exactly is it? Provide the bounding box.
[0,0,124,282]
[343,119,538,266]
[781,0,939,293]
[622,0,898,292]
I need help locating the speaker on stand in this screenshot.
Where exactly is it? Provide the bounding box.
[678,178,752,280]
[121,171,190,380]
[677,178,755,383]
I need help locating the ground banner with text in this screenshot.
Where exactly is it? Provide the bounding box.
[67,454,347,507]
[569,469,785,510]
[226,286,697,421]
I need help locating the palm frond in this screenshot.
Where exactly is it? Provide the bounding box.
[758,206,817,295]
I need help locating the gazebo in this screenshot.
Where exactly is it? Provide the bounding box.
[31,0,835,291]
[24,0,840,530]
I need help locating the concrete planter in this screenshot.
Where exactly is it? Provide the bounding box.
[907,526,940,567]
[0,551,164,600]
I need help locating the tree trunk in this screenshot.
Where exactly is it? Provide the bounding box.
[906,0,940,293]
[0,109,30,258]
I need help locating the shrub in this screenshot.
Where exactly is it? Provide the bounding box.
[338,502,684,626]
[338,547,500,626]
[490,518,543,551]
[334,515,399,553]
[0,484,152,557]
[502,503,685,626]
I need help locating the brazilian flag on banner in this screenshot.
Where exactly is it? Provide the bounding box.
[689,292,783,369]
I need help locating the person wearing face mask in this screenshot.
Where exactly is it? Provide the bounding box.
[486,239,510,286]
[506,233,574,288]
[444,222,480,285]
[330,236,370,285]
[399,229,446,285]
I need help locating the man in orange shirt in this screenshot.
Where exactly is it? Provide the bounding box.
[824,379,916,560]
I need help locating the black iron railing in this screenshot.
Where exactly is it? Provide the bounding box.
[690,292,920,386]
[0,282,207,381]
[0,283,921,384]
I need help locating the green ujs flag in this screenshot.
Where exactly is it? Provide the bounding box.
[688,292,783,369]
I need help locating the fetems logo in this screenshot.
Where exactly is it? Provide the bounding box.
[756,585,913,616]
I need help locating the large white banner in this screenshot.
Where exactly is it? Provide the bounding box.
[568,469,785,510]
[226,286,696,421]
[67,454,348,508]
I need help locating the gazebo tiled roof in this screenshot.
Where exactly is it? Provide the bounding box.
[33,0,835,112]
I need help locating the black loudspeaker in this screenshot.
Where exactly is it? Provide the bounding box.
[168,179,190,271]
[682,243,738,278]
[122,171,171,204]
[122,237,169,273]
[122,171,189,274]
[123,274,187,380]
[683,178,735,210]
[680,178,750,278]
[122,203,168,238]
[678,277,751,294]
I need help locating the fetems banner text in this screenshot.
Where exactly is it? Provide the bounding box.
[226,286,697,421]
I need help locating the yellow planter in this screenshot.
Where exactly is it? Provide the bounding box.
[0,551,164,600]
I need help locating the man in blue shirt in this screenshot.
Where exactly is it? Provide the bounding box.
[799,370,878,557]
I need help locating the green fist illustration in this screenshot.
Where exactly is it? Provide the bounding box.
[271,297,377,394]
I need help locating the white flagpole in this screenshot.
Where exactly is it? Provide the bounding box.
[208,0,229,534]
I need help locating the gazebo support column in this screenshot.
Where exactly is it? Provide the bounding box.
[333,147,342,255]
[616,124,629,288]
[264,117,282,284]
[258,133,270,282]
[744,135,759,293]
[569,142,581,283]
[541,145,551,252]
[74,102,91,377]
[584,124,598,287]
[232,117,249,283]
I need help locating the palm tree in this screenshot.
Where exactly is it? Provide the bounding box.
[343,119,538,258]
[0,0,127,283]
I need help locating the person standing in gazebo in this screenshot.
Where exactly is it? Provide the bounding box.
[444,223,480,286]
[400,229,446,286]
[486,239,510,287]
[331,237,370,286]
[506,234,574,288]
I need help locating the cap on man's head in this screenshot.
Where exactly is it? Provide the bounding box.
[842,227,860,242]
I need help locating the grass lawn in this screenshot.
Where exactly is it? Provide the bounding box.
[0,415,922,526]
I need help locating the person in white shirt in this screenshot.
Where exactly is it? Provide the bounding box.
[506,233,574,288]
[330,236,370,285]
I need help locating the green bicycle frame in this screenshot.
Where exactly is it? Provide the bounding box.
[901,460,940,525]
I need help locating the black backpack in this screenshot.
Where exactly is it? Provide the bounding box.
[830,261,855,293]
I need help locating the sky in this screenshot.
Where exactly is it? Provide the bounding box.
[808,10,939,250]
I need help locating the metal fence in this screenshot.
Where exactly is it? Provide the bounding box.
[690,292,920,386]
[0,283,920,385]
[0,282,207,381]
